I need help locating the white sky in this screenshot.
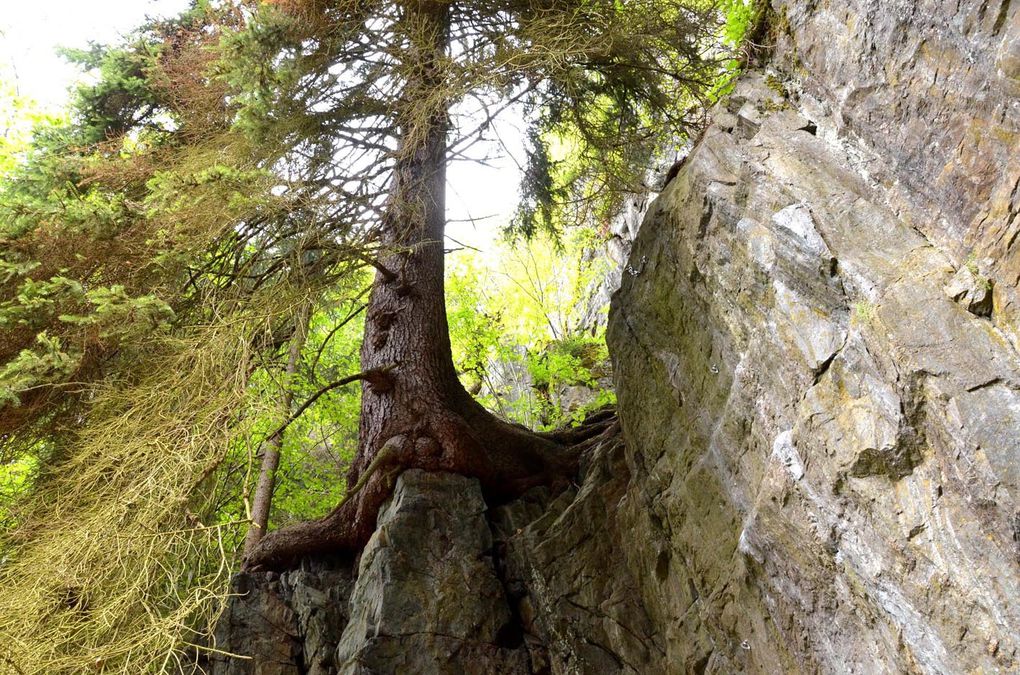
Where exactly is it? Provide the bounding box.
[0,0,193,107]
[0,0,522,251]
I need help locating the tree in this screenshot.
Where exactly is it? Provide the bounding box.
[238,0,719,568]
[0,1,719,666]
[242,300,310,557]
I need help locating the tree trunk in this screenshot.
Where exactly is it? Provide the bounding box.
[354,0,460,478]
[242,302,310,558]
[245,0,590,570]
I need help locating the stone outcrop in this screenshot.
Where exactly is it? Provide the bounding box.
[607,68,1020,670]
[603,0,1020,669]
[211,556,354,673]
[335,470,527,674]
[212,471,532,674]
[770,0,1020,345]
[214,1,1020,672]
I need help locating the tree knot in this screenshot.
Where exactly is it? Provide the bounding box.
[365,364,397,393]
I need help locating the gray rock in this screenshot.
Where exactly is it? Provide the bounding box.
[770,0,1020,347]
[211,557,356,675]
[944,264,993,316]
[212,472,532,675]
[492,436,664,675]
[335,470,528,674]
[605,6,1020,667]
[999,34,1020,80]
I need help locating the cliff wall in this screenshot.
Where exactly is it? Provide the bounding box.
[605,0,1020,669]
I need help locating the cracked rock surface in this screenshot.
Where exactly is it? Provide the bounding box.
[604,0,1020,668]
[212,470,532,674]
[334,470,528,674]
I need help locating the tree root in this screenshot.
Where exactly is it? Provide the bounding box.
[243,408,616,572]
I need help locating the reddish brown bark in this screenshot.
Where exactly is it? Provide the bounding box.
[245,0,585,571]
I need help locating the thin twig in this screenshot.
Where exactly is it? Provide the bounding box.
[310,298,370,374]
[263,364,396,442]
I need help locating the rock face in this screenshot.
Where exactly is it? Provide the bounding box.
[215,1,1020,673]
[213,471,532,674]
[770,0,1020,345]
[493,431,664,674]
[212,556,355,674]
[335,470,528,674]
[604,0,1020,669]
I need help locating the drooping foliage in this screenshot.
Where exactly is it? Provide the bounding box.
[0,0,730,670]
[0,5,372,670]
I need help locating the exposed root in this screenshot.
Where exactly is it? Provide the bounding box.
[244,408,615,571]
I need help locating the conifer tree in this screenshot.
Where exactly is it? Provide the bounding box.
[235,0,718,568]
[0,1,720,666]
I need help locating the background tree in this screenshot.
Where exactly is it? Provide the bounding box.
[0,7,374,669]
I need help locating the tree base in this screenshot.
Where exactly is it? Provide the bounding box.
[244,408,617,571]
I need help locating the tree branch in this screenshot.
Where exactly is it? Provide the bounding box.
[309,297,370,374]
[263,364,396,443]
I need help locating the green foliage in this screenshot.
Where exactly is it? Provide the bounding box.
[851,300,877,325]
[721,0,759,47]
[0,70,65,177]
[504,0,723,239]
[59,3,222,144]
[526,335,616,428]
[528,335,604,389]
[0,332,78,407]
[447,232,616,431]
[60,42,165,143]
[61,285,176,337]
[708,0,762,99]
[513,127,567,239]
[2,275,84,324]
[0,269,176,406]
[0,309,263,673]
[0,6,368,669]
[0,454,37,530]
[0,0,728,670]
[258,289,367,529]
